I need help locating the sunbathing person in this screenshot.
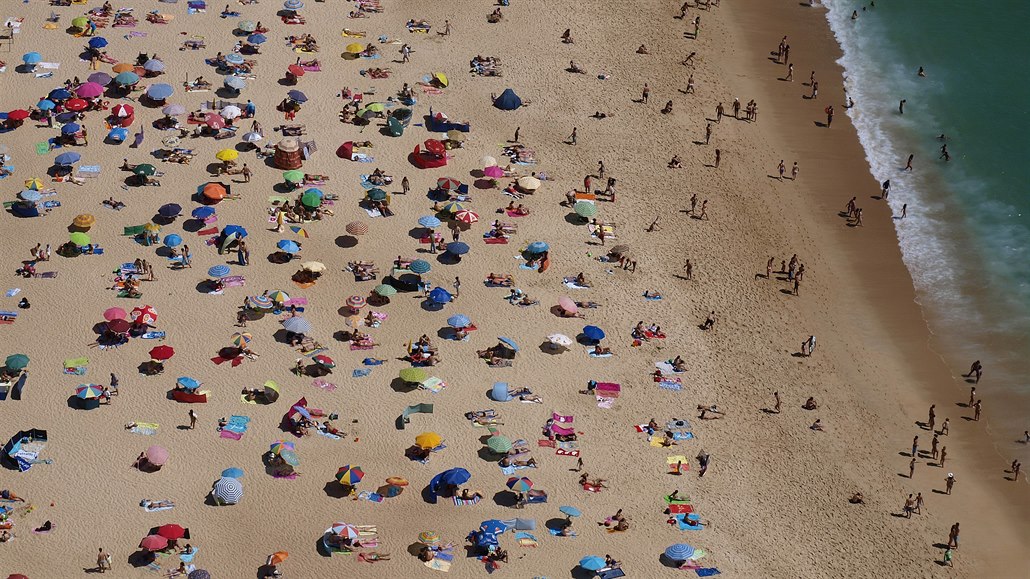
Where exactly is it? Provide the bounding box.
[513,204,530,216]
[592,345,612,356]
[458,488,482,501]
[672,356,687,372]
[575,272,590,287]
[499,456,537,468]
[576,301,600,309]
[697,404,724,419]
[668,155,682,168]
[637,44,650,54]
[487,273,514,286]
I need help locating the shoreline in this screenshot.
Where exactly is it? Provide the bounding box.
[725,0,1029,573]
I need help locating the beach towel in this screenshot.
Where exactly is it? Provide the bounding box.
[483,236,508,245]
[644,293,663,300]
[425,558,451,572]
[352,368,371,378]
[452,495,480,506]
[312,378,336,391]
[140,331,166,339]
[537,439,556,447]
[658,380,682,391]
[130,423,159,435]
[142,501,175,512]
[555,448,580,457]
[588,349,613,358]
[197,227,218,236]
[667,504,694,514]
[671,431,694,440]
[421,377,446,394]
[316,428,341,440]
[547,527,576,537]
[695,569,721,577]
[515,532,538,547]
[358,491,384,503]
[4,289,19,297]
[665,495,692,504]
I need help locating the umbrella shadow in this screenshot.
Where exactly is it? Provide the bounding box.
[538,341,566,355]
[335,235,358,249]
[390,377,418,394]
[127,550,157,568]
[545,517,570,533]
[182,218,206,233]
[407,227,426,240]
[564,213,587,226]
[435,252,460,265]
[493,490,518,507]
[323,481,351,499]
[420,300,446,312]
[476,447,501,462]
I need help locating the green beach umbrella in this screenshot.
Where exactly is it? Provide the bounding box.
[574,201,597,218]
[300,191,321,208]
[69,232,91,246]
[487,435,513,453]
[367,188,387,201]
[5,354,29,371]
[133,164,156,177]
[72,16,89,29]
[399,367,427,384]
[283,170,304,183]
[373,284,397,297]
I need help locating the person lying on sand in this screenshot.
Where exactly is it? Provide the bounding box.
[697,404,723,419]
[849,492,865,504]
[499,456,537,468]
[592,345,612,356]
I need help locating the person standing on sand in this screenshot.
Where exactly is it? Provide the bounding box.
[698,200,709,220]
[914,492,924,514]
[939,446,947,468]
[1012,461,1021,481]
[811,81,819,99]
[641,83,650,104]
[903,494,914,518]
[777,160,785,180]
[685,74,695,94]
[715,102,724,122]
[689,193,698,215]
[911,436,919,457]
[714,149,721,168]
[188,409,197,430]
[905,154,914,171]
[767,257,774,279]
[899,99,906,114]
[732,98,741,119]
[825,105,834,128]
[773,391,781,413]
[973,400,982,421]
[945,473,955,494]
[882,179,891,200]
[705,122,712,145]
[931,433,939,459]
[97,547,112,572]
[786,63,794,81]
[909,457,916,478]
[793,278,800,296]
[683,259,693,280]
[791,162,799,180]
[846,197,857,218]
[928,404,936,432]
[567,127,577,145]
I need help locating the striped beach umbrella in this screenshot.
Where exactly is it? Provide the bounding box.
[487,435,513,453]
[346,295,366,308]
[270,440,295,455]
[345,221,369,236]
[247,295,274,310]
[418,530,441,545]
[409,259,431,274]
[331,522,359,539]
[506,476,533,492]
[373,284,397,297]
[281,316,311,334]
[267,290,290,303]
[664,543,695,561]
[230,332,252,347]
[75,384,104,399]
[454,210,479,224]
[208,265,231,278]
[335,466,365,485]
[213,477,243,504]
[418,215,441,229]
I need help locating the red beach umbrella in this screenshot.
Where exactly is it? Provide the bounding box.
[156,524,186,540]
[436,177,461,191]
[140,534,168,551]
[287,64,305,77]
[205,113,226,129]
[107,319,131,334]
[7,110,30,121]
[424,139,446,156]
[454,210,479,225]
[149,345,175,360]
[111,103,134,118]
[64,98,88,112]
[130,305,158,325]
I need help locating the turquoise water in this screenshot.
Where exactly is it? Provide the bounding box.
[823,1,1030,432]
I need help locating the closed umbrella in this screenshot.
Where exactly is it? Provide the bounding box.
[418,215,441,229]
[72,214,95,228]
[335,465,365,485]
[76,82,104,97]
[574,201,597,218]
[146,445,169,466]
[415,432,441,449]
[487,435,513,453]
[158,203,182,217]
[409,259,431,274]
[212,477,242,504]
[281,317,311,334]
[345,221,368,236]
[277,239,300,254]
[447,314,471,328]
[373,284,396,297]
[208,265,230,278]
[103,307,126,321]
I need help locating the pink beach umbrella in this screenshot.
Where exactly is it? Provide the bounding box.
[483,165,505,178]
[140,534,168,551]
[558,296,577,314]
[103,307,127,321]
[146,445,169,466]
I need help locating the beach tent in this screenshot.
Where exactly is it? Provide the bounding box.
[412,142,448,169]
[426,108,470,132]
[493,88,522,111]
[3,429,48,472]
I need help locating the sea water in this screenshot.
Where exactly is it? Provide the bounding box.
[822,1,1030,450]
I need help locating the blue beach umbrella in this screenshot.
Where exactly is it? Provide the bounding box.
[208,265,231,278]
[224,76,246,90]
[277,239,300,254]
[163,234,182,247]
[146,83,173,100]
[446,242,469,256]
[223,225,248,238]
[224,53,245,65]
[665,543,695,561]
[282,316,311,334]
[497,336,519,352]
[88,37,108,49]
[114,71,139,86]
[143,59,165,72]
[192,206,215,219]
[409,259,431,274]
[438,467,471,486]
[20,190,42,202]
[429,287,452,304]
[580,556,607,571]
[284,0,304,10]
[176,376,200,390]
[447,314,470,328]
[158,203,182,217]
[418,215,441,229]
[527,241,549,254]
[479,520,507,535]
[55,112,78,124]
[559,505,582,518]
[221,467,244,478]
[61,123,81,135]
[22,52,42,65]
[247,33,267,44]
[49,89,72,102]
[287,90,307,103]
[582,325,605,342]
[54,152,81,166]
[37,99,56,111]
[107,127,128,142]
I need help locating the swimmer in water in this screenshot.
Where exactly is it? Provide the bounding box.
[918,66,926,77]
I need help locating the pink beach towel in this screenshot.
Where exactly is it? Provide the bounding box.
[552,413,573,423]
[219,430,243,440]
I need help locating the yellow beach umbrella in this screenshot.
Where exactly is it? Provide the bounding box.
[143,222,161,233]
[72,214,96,228]
[345,43,364,54]
[24,178,44,191]
[432,72,448,87]
[415,432,442,450]
[215,149,239,162]
[112,62,134,73]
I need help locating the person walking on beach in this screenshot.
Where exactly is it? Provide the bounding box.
[927,404,936,432]
[715,102,724,122]
[900,203,907,218]
[940,417,950,436]
[793,278,800,296]
[911,436,919,457]
[909,457,916,478]
[778,160,785,180]
[939,446,947,468]
[898,99,906,114]
[689,193,698,216]
[238,240,249,266]
[915,492,924,514]
[513,127,520,143]
[791,162,799,180]
[641,83,650,104]
[965,360,982,383]
[704,122,712,145]
[683,259,693,280]
[903,494,915,518]
[825,105,834,128]
[786,63,794,81]
[947,523,960,549]
[846,197,857,218]
[698,200,709,220]
[182,245,192,268]
[811,81,819,99]
[905,154,914,171]
[945,472,955,494]
[714,149,721,168]
[567,127,577,145]
[1012,460,1021,481]
[766,257,774,279]
[188,409,197,430]
[732,98,741,119]
[97,547,112,573]
[931,433,939,459]
[773,391,781,413]
[685,74,695,94]
[972,400,982,421]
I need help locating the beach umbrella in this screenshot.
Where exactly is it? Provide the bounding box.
[517,176,541,191]
[156,524,186,540]
[149,345,175,361]
[483,165,505,178]
[283,170,304,184]
[497,336,520,352]
[48,88,72,101]
[574,201,597,218]
[71,16,89,29]
[224,53,245,66]
[20,190,41,202]
[506,476,533,492]
[242,131,263,143]
[409,259,431,274]
[55,152,81,166]
[424,139,446,156]
[487,435,513,453]
[223,225,248,238]
[481,155,497,167]
[208,265,231,278]
[230,333,252,348]
[114,71,139,86]
[446,129,465,142]
[262,381,280,403]
[287,90,308,103]
[22,52,42,65]
[415,432,442,449]
[479,520,506,535]
[300,191,321,208]
[143,222,161,234]
[527,241,550,254]
[24,178,44,191]
[346,295,367,309]
[6,109,29,121]
[301,261,326,272]
[111,103,134,118]
[36,100,56,111]
[75,384,103,399]
[212,477,242,504]
[280,450,300,466]
[313,354,335,368]
[238,20,256,32]
[269,551,288,565]
[399,367,427,383]
[331,522,359,539]
[442,202,466,214]
[162,103,186,116]
[111,62,134,73]
[188,571,211,579]
[130,305,158,325]
[224,75,246,90]
[288,64,305,77]
[107,319,131,334]
[77,82,105,98]
[247,33,267,45]
[143,59,165,73]
[163,234,182,247]
[134,164,156,176]
[609,244,630,256]
[373,284,396,297]
[192,206,215,220]
[270,440,294,455]
[277,239,300,254]
[345,43,364,54]
[4,354,29,371]
[445,242,469,256]
[559,505,582,518]
[284,0,304,10]
[418,530,441,545]
[88,72,112,86]
[439,468,471,486]
[665,543,695,561]
[146,84,173,100]
[140,535,168,551]
[107,127,128,142]
[247,295,273,310]
[429,287,453,304]
[580,556,607,571]
[220,105,242,120]
[205,114,226,129]
[558,296,578,314]
[69,232,91,246]
[436,177,462,191]
[345,221,368,236]
[281,317,311,334]
[454,210,479,225]
[87,37,108,49]
[418,215,441,229]
[64,98,88,112]
[202,183,227,202]
[336,465,365,485]
[215,149,238,162]
[146,445,169,466]
[548,333,573,347]
[61,123,82,135]
[366,188,387,202]
[158,203,182,217]
[103,307,126,321]
[447,314,471,328]
[176,377,200,391]
[222,467,245,478]
[267,290,290,303]
[582,325,605,341]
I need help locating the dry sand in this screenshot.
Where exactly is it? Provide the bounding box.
[0,0,1026,577]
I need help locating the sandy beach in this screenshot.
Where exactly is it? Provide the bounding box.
[0,0,1026,577]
